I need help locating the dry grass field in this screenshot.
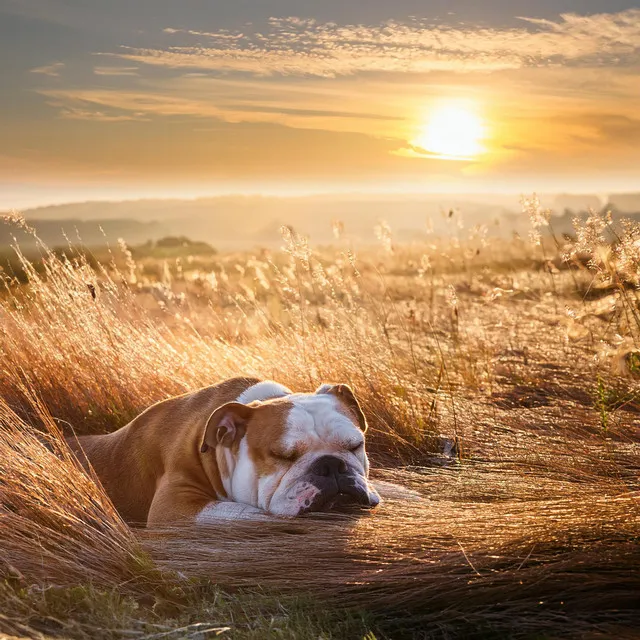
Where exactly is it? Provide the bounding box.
[1,200,639,639]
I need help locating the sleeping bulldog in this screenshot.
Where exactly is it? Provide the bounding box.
[67,378,380,526]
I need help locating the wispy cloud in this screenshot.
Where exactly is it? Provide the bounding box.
[31,62,65,77]
[108,10,640,77]
[42,97,149,122]
[58,106,148,122]
[38,84,400,128]
[93,66,139,76]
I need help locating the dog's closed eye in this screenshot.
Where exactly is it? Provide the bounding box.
[270,448,299,462]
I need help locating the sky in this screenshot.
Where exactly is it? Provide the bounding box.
[1,0,640,208]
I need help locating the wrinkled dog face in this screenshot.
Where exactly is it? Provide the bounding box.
[259,390,380,516]
[201,383,380,516]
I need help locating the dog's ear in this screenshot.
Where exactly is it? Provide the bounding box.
[200,402,254,453]
[316,383,368,432]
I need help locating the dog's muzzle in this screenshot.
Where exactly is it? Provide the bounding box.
[299,455,379,514]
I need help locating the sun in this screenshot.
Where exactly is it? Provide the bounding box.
[413,102,486,160]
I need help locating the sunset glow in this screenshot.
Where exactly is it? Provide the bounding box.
[1,2,640,205]
[413,104,486,160]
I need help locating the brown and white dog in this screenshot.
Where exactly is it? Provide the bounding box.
[67,377,380,526]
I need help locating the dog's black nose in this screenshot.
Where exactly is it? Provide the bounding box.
[310,455,347,477]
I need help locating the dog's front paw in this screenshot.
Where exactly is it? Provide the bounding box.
[196,501,269,523]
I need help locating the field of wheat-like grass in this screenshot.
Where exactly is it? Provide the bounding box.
[0,203,638,639]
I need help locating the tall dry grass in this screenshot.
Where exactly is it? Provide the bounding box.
[0,208,639,637]
[0,222,470,462]
[0,397,161,591]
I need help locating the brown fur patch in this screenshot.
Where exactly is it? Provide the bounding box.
[68,376,261,525]
[325,387,368,433]
[244,398,294,477]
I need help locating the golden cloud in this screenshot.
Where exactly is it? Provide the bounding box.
[107,10,640,77]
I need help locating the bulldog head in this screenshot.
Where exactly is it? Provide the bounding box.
[200,383,380,516]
